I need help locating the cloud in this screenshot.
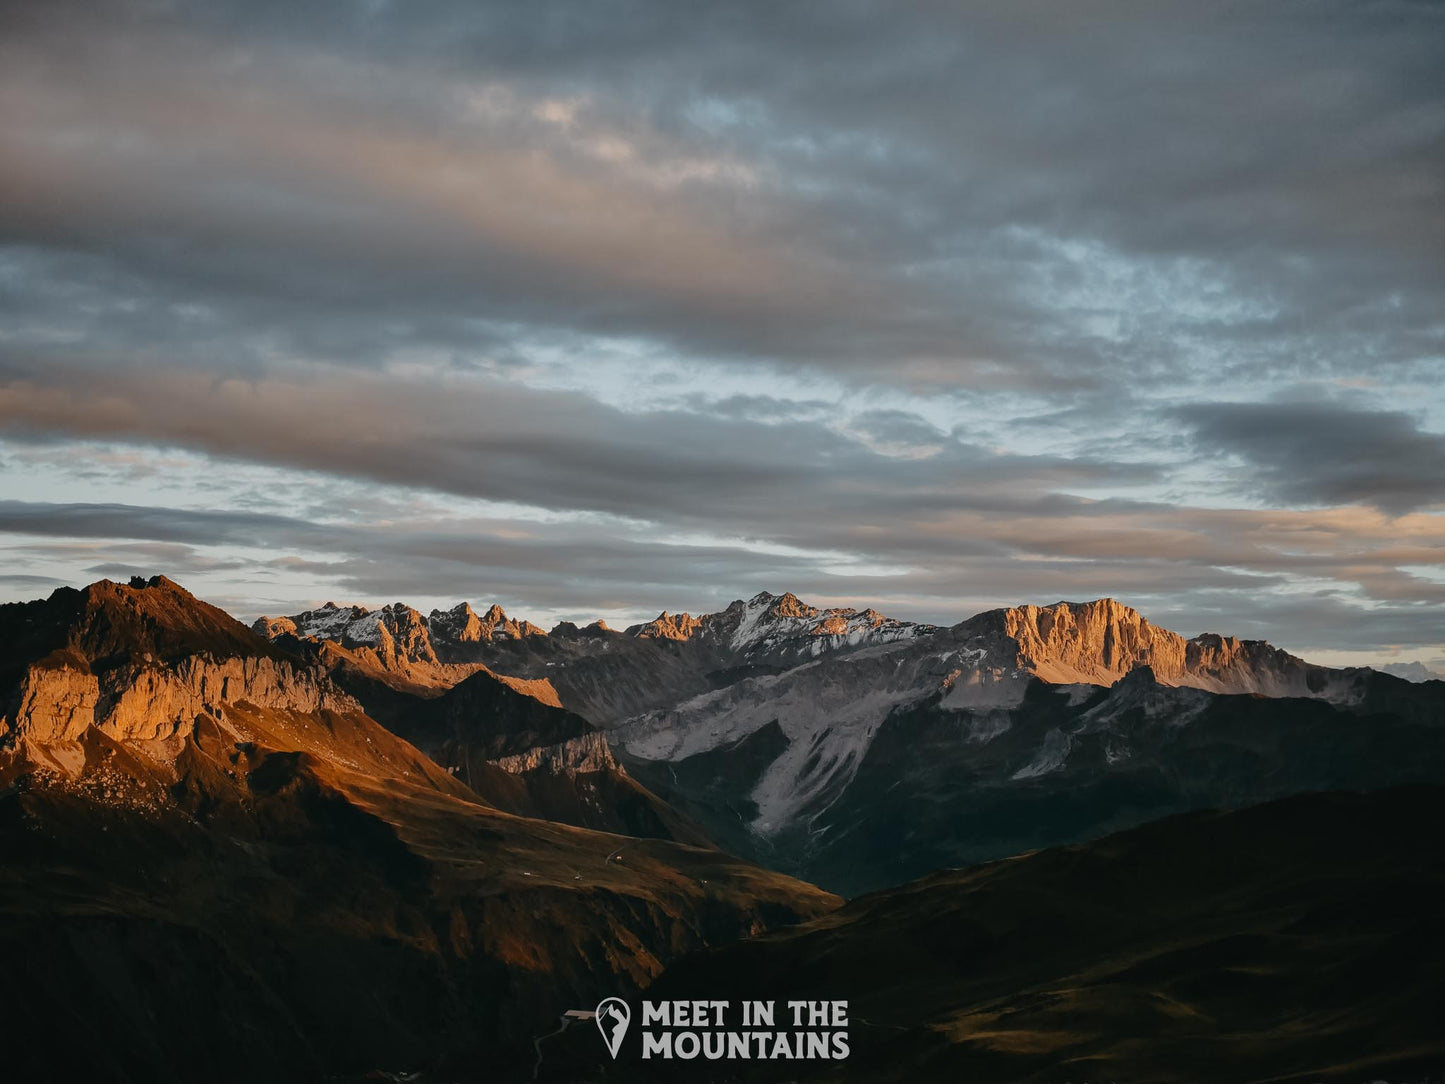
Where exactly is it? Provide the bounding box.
[0,1,1440,393]
[0,360,1160,532]
[1178,400,1445,515]
[0,1,1441,661]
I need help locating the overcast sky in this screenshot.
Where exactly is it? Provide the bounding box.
[2,0,1442,666]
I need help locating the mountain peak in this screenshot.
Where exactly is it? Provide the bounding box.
[2,577,284,688]
[766,591,817,619]
[630,611,703,641]
[994,598,1180,685]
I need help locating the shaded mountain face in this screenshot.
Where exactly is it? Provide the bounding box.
[613,787,1445,1084]
[610,596,1438,894]
[0,578,838,1082]
[727,666,1445,895]
[381,666,715,846]
[256,589,1444,896]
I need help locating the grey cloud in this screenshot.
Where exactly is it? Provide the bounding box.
[0,1,1440,393]
[1178,400,1445,515]
[0,361,1160,534]
[0,573,68,591]
[0,499,823,618]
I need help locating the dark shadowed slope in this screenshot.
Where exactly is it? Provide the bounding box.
[622,786,1445,1084]
[386,666,715,846]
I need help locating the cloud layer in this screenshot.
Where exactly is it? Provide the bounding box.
[0,0,1441,663]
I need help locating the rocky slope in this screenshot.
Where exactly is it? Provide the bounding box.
[382,666,713,845]
[0,577,838,1081]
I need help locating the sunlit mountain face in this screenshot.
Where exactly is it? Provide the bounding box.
[0,1,1441,675]
[1,3,1442,1082]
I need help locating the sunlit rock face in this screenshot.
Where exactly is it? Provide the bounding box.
[5,656,352,748]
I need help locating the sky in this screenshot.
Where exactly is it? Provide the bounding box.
[1,0,1442,668]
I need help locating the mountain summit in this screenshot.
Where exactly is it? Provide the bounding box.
[980,597,1351,698]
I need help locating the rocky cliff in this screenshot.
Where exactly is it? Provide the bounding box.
[988,598,1368,699]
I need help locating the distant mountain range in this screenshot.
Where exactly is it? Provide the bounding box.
[258,588,1445,895]
[1381,659,1445,682]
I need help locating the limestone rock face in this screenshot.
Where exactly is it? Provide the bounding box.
[1001,599,1189,685]
[6,666,102,743]
[3,656,360,749]
[988,600,1366,700]
[99,657,357,741]
[631,611,704,641]
[492,731,618,774]
[0,576,365,762]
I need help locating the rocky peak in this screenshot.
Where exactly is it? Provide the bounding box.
[372,603,437,664]
[631,611,704,641]
[2,577,285,690]
[255,596,548,663]
[428,601,485,643]
[548,619,616,639]
[471,603,544,641]
[766,591,819,620]
[723,590,932,655]
[1,578,352,755]
[999,598,1186,685]
[972,598,1346,700]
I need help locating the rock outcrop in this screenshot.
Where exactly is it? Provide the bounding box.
[4,655,356,748]
[984,598,1368,700]
[492,731,617,774]
[629,610,705,641]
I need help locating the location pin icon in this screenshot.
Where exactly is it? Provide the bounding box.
[595,997,630,1058]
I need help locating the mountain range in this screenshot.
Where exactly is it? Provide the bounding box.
[3,575,1441,1080]
[256,589,1445,895]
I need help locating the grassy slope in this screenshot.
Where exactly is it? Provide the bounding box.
[634,786,1445,1083]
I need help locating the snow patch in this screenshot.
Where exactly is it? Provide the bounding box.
[1012,728,1073,780]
